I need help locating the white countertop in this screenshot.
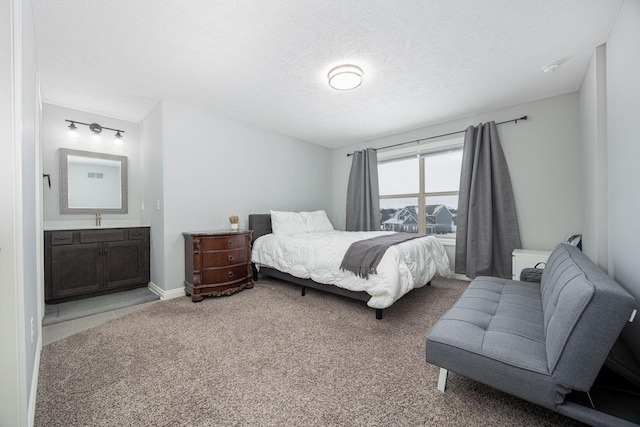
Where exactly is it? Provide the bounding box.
[44,220,151,231]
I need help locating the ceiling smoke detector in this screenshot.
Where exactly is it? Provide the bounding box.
[542,63,561,73]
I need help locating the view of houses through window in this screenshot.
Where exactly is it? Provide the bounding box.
[378,138,463,239]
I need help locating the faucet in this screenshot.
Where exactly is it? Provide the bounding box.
[96,213,101,226]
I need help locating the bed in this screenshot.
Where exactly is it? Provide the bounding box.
[249,212,451,319]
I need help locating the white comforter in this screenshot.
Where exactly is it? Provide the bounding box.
[251,231,451,309]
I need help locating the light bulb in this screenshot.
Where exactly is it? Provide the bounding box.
[67,122,78,137]
[113,131,123,145]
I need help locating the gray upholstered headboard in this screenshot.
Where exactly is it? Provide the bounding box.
[248,214,272,244]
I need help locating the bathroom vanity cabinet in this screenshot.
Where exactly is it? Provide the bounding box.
[44,227,150,303]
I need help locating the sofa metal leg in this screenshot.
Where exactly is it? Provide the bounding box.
[437,368,448,392]
[376,309,383,320]
[301,286,306,296]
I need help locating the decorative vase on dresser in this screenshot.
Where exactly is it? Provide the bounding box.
[182,230,254,302]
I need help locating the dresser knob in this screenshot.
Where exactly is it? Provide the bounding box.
[227,240,233,246]
[227,271,234,278]
[228,255,235,262]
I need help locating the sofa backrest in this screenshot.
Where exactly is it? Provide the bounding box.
[540,244,635,391]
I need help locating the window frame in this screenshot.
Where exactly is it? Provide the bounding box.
[378,137,463,241]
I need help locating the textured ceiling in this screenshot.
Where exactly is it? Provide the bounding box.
[32,0,623,148]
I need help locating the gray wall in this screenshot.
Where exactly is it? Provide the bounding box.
[151,100,333,292]
[41,103,142,225]
[331,93,583,257]
[603,0,640,360]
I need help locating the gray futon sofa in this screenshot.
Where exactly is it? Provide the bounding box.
[426,243,637,426]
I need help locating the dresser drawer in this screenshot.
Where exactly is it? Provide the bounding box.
[201,234,247,251]
[202,264,250,284]
[202,248,248,266]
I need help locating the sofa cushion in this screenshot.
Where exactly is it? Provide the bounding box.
[426,277,568,408]
[428,277,547,374]
[541,244,636,391]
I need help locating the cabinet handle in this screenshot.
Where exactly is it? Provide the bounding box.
[228,255,235,262]
[54,236,70,241]
[98,247,102,255]
[227,240,233,246]
[227,271,234,278]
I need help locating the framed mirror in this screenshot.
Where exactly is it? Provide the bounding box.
[59,148,128,214]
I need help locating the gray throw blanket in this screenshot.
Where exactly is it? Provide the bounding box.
[340,233,424,279]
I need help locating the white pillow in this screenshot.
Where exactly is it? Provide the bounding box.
[302,210,335,232]
[270,210,307,236]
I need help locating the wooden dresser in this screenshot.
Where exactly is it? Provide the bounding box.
[183,230,254,302]
[44,227,150,303]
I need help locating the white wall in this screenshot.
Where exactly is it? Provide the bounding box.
[331,93,583,257]
[157,100,332,292]
[579,45,608,271]
[20,0,41,419]
[605,0,640,360]
[41,103,142,225]
[139,101,165,288]
[0,2,23,425]
[1,0,40,425]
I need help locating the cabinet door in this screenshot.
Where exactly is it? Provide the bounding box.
[104,240,149,289]
[51,243,103,298]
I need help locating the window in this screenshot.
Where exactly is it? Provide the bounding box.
[378,137,463,239]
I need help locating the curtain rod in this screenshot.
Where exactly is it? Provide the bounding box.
[346,115,528,157]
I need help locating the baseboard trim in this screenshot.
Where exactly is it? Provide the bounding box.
[28,335,41,427]
[148,282,185,301]
[449,272,471,281]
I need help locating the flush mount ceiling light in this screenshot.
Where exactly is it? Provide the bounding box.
[64,119,125,144]
[328,64,363,91]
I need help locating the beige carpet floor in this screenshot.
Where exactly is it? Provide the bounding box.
[35,277,583,426]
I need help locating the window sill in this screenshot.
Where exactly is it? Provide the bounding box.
[436,237,456,246]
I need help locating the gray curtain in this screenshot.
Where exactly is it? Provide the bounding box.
[346,148,380,231]
[455,122,521,279]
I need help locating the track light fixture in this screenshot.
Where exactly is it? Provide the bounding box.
[65,119,125,144]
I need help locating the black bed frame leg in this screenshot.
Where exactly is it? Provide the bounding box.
[251,263,258,281]
[301,286,306,296]
[376,309,383,320]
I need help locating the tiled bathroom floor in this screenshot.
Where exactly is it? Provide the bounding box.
[42,299,159,346]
